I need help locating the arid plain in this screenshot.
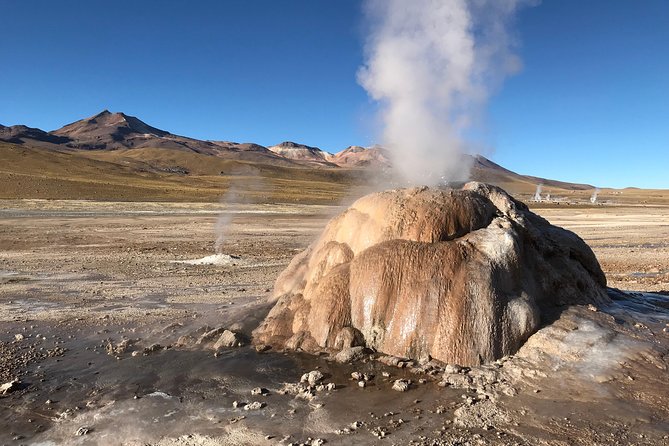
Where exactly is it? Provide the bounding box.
[1,192,668,445]
[3,0,667,442]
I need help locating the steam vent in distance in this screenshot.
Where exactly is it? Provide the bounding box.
[253,182,610,366]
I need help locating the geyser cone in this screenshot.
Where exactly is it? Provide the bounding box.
[253,182,609,366]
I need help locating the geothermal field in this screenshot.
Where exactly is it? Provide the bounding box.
[1,186,668,445]
[2,1,668,445]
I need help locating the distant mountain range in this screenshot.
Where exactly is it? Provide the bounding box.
[0,110,393,169]
[0,110,595,201]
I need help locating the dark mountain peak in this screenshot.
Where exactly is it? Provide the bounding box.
[82,109,113,125]
[53,110,169,141]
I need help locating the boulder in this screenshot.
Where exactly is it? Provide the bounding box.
[196,327,226,345]
[213,330,244,349]
[333,346,367,363]
[253,183,609,366]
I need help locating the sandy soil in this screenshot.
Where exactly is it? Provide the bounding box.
[1,199,668,445]
[533,204,669,293]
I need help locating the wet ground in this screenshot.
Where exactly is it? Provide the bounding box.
[1,200,669,445]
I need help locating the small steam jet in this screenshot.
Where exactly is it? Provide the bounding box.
[590,188,599,204]
[533,184,543,202]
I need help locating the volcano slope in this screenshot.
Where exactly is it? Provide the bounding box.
[254,182,610,365]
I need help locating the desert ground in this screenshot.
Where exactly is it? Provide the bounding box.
[1,197,668,445]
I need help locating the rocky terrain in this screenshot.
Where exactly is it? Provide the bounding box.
[254,183,609,365]
[0,198,668,445]
[1,113,668,445]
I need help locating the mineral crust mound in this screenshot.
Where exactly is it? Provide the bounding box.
[253,182,609,365]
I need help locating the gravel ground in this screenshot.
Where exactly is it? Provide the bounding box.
[0,200,668,445]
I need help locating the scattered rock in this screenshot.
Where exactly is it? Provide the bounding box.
[74,427,90,436]
[174,335,194,348]
[1,380,19,395]
[392,379,411,392]
[300,370,324,386]
[142,343,163,355]
[371,426,389,439]
[351,371,373,381]
[251,387,269,396]
[106,338,137,355]
[213,330,244,349]
[335,420,364,435]
[279,383,315,400]
[444,364,464,374]
[453,399,510,429]
[14,334,24,341]
[440,373,473,389]
[244,401,265,410]
[196,327,227,345]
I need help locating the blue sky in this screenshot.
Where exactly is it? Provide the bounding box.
[1,0,667,188]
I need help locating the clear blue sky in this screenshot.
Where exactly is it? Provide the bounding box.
[1,0,667,188]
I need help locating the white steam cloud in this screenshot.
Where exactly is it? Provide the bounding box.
[358,0,532,185]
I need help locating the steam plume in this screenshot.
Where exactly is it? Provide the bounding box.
[358,0,531,185]
[590,188,599,204]
[533,184,542,201]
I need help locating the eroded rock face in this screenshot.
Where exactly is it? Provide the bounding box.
[253,182,609,365]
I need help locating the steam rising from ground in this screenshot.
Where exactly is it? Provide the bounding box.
[358,0,531,185]
[533,184,543,201]
[590,188,600,204]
